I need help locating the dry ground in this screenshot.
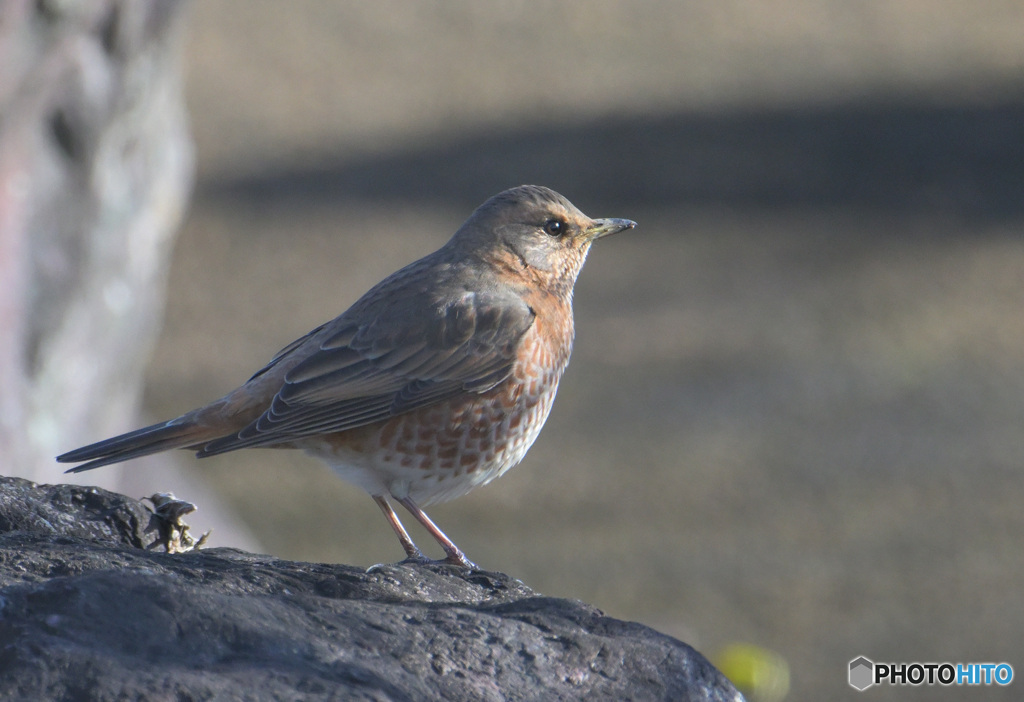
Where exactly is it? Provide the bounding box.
[134,3,1024,699]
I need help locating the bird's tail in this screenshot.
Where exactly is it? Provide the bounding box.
[57,419,215,473]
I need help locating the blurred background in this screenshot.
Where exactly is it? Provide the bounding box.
[5,1,1024,699]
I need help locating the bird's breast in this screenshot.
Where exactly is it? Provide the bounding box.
[307,322,569,505]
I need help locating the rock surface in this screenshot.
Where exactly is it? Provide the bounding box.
[0,476,742,701]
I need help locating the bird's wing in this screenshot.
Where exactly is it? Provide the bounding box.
[198,289,535,455]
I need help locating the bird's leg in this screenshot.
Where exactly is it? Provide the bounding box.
[394,495,478,569]
[372,495,427,562]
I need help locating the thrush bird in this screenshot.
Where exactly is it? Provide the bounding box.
[59,185,636,568]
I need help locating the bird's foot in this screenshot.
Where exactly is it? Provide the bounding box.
[410,555,480,570]
[366,547,432,573]
[367,553,479,572]
[438,549,479,570]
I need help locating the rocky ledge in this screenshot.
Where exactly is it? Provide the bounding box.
[0,476,741,701]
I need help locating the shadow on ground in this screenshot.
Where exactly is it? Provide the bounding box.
[202,97,1024,224]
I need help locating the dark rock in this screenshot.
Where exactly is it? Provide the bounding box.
[0,477,157,549]
[0,476,742,701]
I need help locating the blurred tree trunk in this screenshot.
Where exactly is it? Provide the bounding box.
[0,0,193,483]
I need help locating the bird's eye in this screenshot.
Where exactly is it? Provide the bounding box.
[543,219,565,237]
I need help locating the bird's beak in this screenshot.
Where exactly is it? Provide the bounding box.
[586,218,637,241]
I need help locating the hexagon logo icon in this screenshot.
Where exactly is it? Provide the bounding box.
[849,656,874,691]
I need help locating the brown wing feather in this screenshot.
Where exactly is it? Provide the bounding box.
[198,288,534,456]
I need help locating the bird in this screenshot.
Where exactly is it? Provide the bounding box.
[58,185,636,568]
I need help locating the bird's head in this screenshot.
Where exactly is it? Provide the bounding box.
[449,185,636,289]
